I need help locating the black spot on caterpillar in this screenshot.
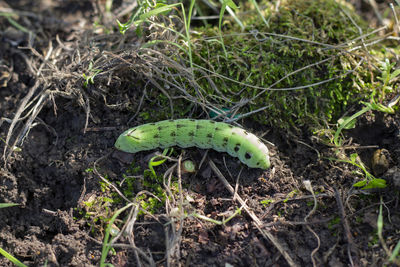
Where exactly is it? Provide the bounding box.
[245,152,252,160]
[234,144,240,152]
[115,119,270,169]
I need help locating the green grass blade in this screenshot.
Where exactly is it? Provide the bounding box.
[334,106,371,146]
[100,204,133,267]
[389,240,400,262]
[0,12,31,34]
[249,0,269,27]
[0,247,27,267]
[0,203,19,208]
[377,201,383,238]
[139,3,180,21]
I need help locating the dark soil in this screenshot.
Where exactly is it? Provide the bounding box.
[1,1,399,267]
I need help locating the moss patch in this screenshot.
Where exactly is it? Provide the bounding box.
[186,0,371,131]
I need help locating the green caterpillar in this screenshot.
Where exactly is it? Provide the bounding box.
[115,119,270,169]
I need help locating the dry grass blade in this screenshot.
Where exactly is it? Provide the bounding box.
[2,80,40,163]
[111,201,156,267]
[163,156,185,267]
[303,180,321,267]
[94,153,132,203]
[334,187,359,267]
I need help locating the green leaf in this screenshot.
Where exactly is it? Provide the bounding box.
[148,156,166,176]
[117,6,143,34]
[337,116,356,129]
[362,178,387,189]
[221,0,239,10]
[334,106,371,146]
[390,69,400,80]
[149,157,167,167]
[353,180,367,187]
[349,153,358,163]
[116,19,129,34]
[364,101,395,114]
[139,3,179,21]
[148,148,173,176]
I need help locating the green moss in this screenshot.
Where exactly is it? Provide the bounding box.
[115,163,180,215]
[186,0,371,130]
[77,178,116,235]
[78,163,180,235]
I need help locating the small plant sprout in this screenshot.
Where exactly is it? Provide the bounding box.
[377,58,400,101]
[148,148,173,176]
[182,160,196,173]
[0,137,22,152]
[330,153,387,190]
[260,199,274,207]
[82,61,102,88]
[100,203,135,267]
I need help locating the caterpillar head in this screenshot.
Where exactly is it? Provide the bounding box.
[227,128,271,169]
[115,128,147,153]
[241,147,270,169]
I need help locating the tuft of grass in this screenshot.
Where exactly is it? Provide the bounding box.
[333,55,400,146]
[117,0,198,69]
[333,100,396,147]
[82,61,103,88]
